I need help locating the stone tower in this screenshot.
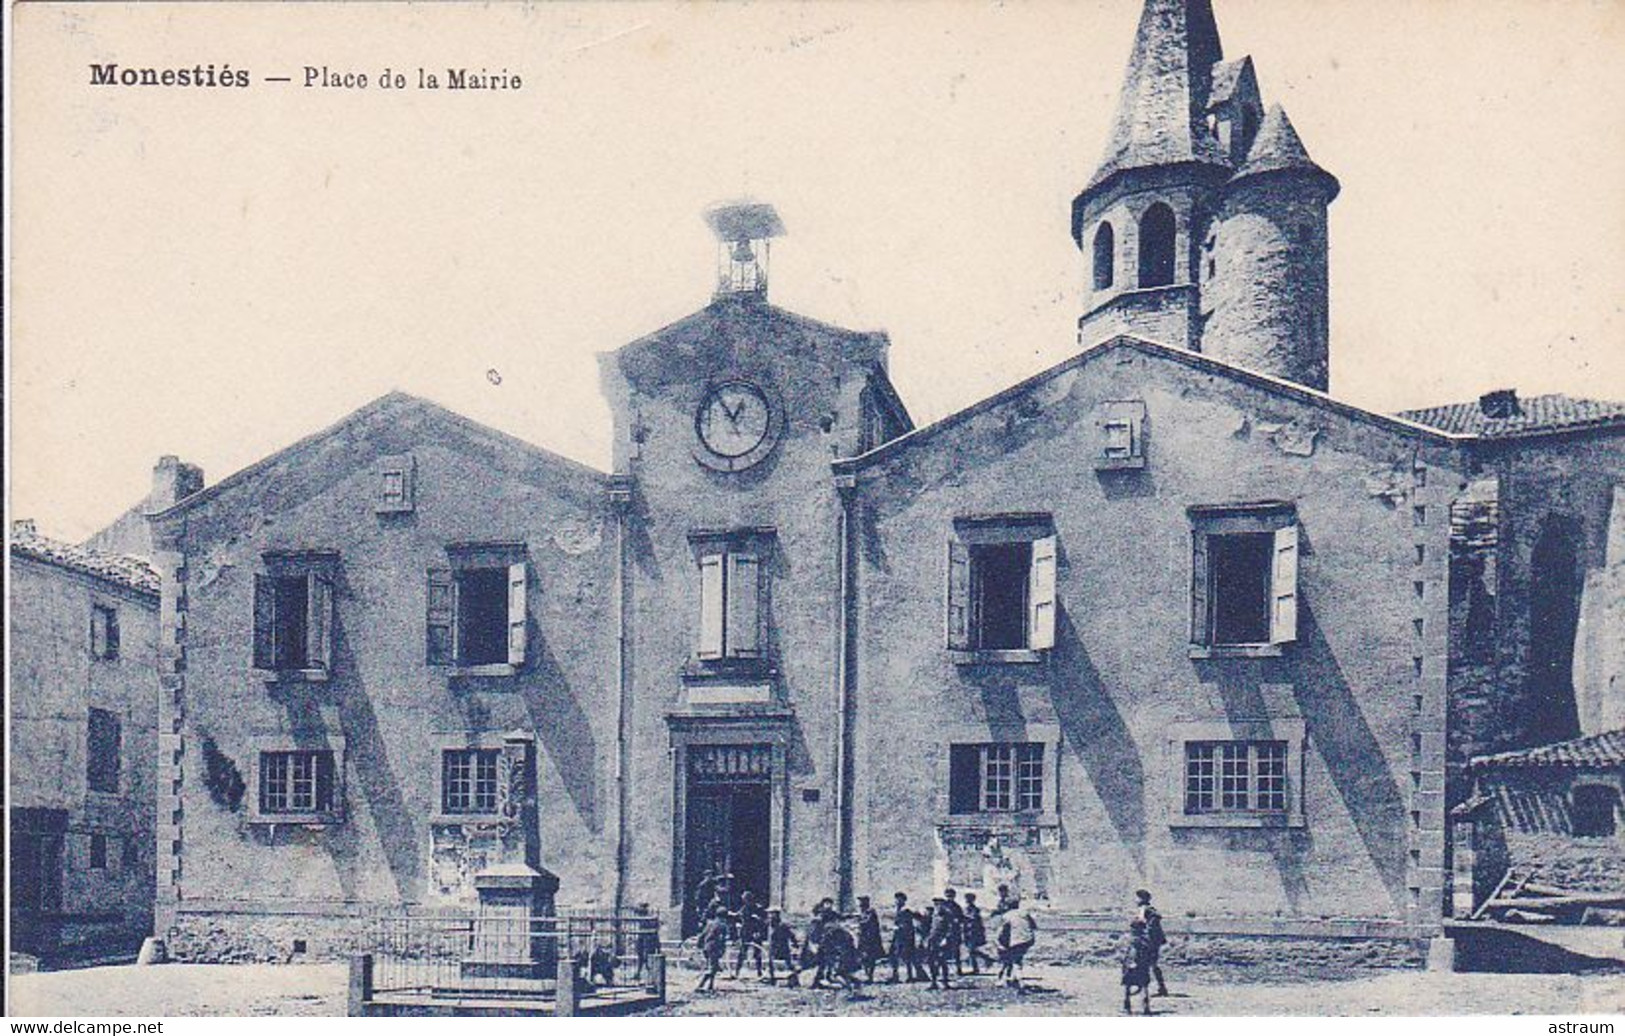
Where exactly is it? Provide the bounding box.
[1073,0,1339,392]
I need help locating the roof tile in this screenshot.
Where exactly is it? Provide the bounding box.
[1397,393,1625,438]
[1471,729,1625,770]
[11,527,160,596]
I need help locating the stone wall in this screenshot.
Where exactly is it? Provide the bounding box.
[150,395,621,956]
[846,341,1462,934]
[1203,178,1330,392]
[8,555,159,957]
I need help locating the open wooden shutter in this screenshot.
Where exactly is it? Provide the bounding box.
[307,572,334,672]
[947,539,971,650]
[1190,532,1210,646]
[1027,534,1058,650]
[426,568,456,665]
[698,554,725,659]
[507,562,529,668]
[1269,524,1300,645]
[726,554,761,659]
[253,573,277,670]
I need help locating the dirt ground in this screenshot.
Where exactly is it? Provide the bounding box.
[8,960,1625,1017]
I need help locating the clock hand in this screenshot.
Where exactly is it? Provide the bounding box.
[724,398,747,426]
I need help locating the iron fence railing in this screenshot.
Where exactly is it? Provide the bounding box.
[364,908,662,998]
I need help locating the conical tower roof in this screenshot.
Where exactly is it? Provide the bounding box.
[1085,0,1230,192]
[1232,104,1340,199]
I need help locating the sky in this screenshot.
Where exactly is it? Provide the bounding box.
[10,0,1625,541]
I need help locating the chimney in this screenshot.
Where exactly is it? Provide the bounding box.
[148,455,205,512]
[12,518,37,538]
[1478,389,1522,420]
[704,202,785,299]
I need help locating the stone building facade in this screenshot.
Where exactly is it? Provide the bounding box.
[9,523,160,963]
[123,0,1623,960]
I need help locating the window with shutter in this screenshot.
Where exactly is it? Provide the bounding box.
[426,568,457,665]
[698,554,725,660]
[307,572,334,672]
[1269,525,1300,645]
[688,534,775,668]
[507,561,528,667]
[256,553,339,675]
[254,573,278,670]
[1187,504,1298,657]
[726,554,761,658]
[946,539,971,650]
[1190,532,1210,647]
[1028,535,1058,650]
[947,520,1058,659]
[432,544,529,673]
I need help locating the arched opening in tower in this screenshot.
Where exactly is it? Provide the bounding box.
[1138,204,1176,289]
[1093,222,1115,291]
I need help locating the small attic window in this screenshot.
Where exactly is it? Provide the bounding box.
[1095,400,1146,471]
[376,454,416,514]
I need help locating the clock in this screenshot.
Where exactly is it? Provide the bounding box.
[695,381,780,471]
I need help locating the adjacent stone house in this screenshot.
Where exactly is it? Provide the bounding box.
[9,522,160,963]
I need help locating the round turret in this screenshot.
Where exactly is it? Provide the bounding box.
[1200,104,1339,391]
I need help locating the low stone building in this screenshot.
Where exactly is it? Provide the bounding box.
[1451,730,1625,920]
[9,522,161,963]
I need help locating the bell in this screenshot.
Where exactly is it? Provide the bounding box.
[730,239,756,264]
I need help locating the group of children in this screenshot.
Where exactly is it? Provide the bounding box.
[687,872,1173,1011]
[690,879,1039,995]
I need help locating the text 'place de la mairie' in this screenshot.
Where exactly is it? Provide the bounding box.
[10,0,1625,1010]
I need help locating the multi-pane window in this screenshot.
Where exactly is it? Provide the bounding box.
[90,604,120,661]
[87,707,121,794]
[946,528,1057,654]
[259,750,336,815]
[442,749,500,814]
[1184,741,1288,815]
[950,743,1045,814]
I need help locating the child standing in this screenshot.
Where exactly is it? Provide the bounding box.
[764,908,800,987]
[695,903,729,993]
[962,892,992,974]
[1120,919,1154,1015]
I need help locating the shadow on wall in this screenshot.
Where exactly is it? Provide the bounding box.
[1050,609,1146,872]
[1189,662,1313,911]
[330,615,422,903]
[520,638,600,834]
[1289,602,1411,912]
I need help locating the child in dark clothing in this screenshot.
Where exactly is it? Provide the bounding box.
[1120,919,1154,1015]
[695,904,729,993]
[962,892,992,974]
[765,908,801,987]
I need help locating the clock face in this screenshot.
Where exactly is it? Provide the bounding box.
[697,383,772,461]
